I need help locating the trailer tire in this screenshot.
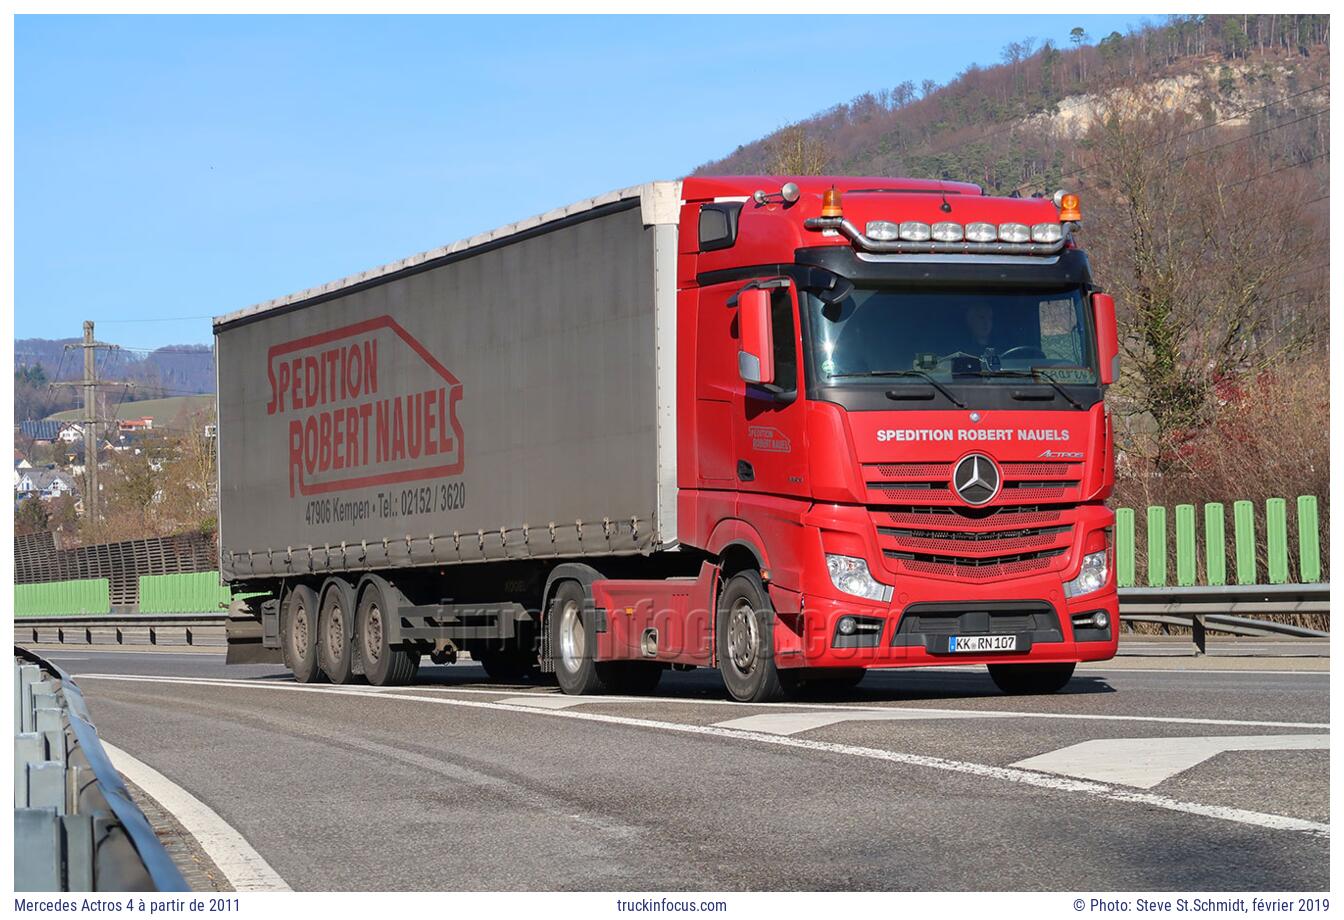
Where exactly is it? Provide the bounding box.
[318,582,358,684]
[549,580,609,695]
[988,662,1076,695]
[281,585,323,684]
[356,584,418,687]
[716,572,789,703]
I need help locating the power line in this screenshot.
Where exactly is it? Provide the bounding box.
[1223,151,1329,189]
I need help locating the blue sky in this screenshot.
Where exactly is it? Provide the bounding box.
[16,14,1150,349]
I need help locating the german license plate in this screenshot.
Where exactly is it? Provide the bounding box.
[948,635,1017,653]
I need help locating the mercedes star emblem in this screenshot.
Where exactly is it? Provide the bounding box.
[952,453,1001,506]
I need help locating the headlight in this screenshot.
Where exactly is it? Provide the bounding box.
[865,220,899,241]
[899,221,931,241]
[1063,550,1109,598]
[931,221,963,241]
[1031,222,1063,243]
[965,221,996,242]
[825,554,893,602]
[998,222,1031,243]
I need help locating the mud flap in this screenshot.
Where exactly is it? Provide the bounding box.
[225,597,284,665]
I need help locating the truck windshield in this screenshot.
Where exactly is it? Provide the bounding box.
[805,287,1097,387]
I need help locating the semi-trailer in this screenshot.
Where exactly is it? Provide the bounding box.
[217,176,1120,702]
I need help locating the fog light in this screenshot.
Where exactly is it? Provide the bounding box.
[1093,611,1109,629]
[899,221,931,241]
[998,222,1031,242]
[838,616,857,636]
[1031,222,1063,243]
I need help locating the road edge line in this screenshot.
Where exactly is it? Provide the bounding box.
[102,741,292,892]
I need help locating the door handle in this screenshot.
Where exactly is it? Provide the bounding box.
[737,460,755,482]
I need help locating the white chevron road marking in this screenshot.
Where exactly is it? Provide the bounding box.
[1012,734,1329,789]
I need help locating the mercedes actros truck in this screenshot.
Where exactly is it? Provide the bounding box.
[217,176,1119,702]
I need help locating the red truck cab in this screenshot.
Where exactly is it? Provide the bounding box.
[585,176,1119,702]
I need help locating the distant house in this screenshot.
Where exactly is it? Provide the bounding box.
[119,417,154,433]
[57,423,85,445]
[15,469,78,501]
[19,420,64,443]
[14,455,33,489]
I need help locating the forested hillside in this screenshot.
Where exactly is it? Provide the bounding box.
[699,14,1329,542]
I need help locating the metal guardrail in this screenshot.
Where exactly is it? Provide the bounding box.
[1118,583,1328,653]
[13,613,227,648]
[14,646,189,891]
[11,583,1329,657]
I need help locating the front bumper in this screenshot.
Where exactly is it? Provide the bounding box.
[786,586,1119,669]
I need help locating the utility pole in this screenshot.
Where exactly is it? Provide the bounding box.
[53,321,132,526]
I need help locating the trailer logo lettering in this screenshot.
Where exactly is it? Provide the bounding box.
[266,315,465,497]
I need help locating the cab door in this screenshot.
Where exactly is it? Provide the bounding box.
[731,278,808,498]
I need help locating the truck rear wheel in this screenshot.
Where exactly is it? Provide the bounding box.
[716,572,789,703]
[318,581,358,684]
[281,585,322,684]
[356,584,419,687]
[988,662,1076,695]
[549,580,609,695]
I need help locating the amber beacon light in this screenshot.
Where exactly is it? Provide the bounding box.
[821,186,844,218]
[1057,191,1081,222]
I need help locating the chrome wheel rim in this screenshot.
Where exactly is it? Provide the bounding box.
[726,598,758,674]
[559,599,584,673]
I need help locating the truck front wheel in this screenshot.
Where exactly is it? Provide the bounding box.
[549,580,609,695]
[356,585,419,687]
[988,662,1076,695]
[281,585,322,684]
[716,572,789,703]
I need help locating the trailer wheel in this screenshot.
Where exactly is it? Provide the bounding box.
[988,662,1076,695]
[549,580,609,695]
[716,572,789,703]
[356,584,419,687]
[318,583,358,684]
[281,585,322,684]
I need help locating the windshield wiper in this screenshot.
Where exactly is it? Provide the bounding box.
[840,370,967,408]
[957,369,1086,410]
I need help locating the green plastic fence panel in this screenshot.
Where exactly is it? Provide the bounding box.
[1174,504,1197,586]
[1146,505,1168,587]
[1203,503,1226,586]
[1297,495,1321,583]
[1233,500,1257,585]
[1115,507,1136,588]
[137,572,232,614]
[14,579,111,617]
[1265,498,1289,584]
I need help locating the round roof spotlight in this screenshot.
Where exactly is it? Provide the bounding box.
[781,182,801,204]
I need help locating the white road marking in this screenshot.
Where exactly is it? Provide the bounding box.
[81,674,1328,839]
[495,695,591,709]
[714,709,1013,735]
[1012,734,1330,789]
[102,741,291,892]
[383,683,1327,730]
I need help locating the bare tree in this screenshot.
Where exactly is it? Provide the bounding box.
[765,124,831,176]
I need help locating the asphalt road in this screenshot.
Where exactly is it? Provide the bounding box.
[36,647,1330,892]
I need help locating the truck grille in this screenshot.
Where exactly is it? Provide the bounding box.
[871,503,1077,582]
[863,461,1083,505]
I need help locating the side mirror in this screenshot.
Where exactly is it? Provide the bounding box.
[1092,292,1119,386]
[737,288,775,385]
